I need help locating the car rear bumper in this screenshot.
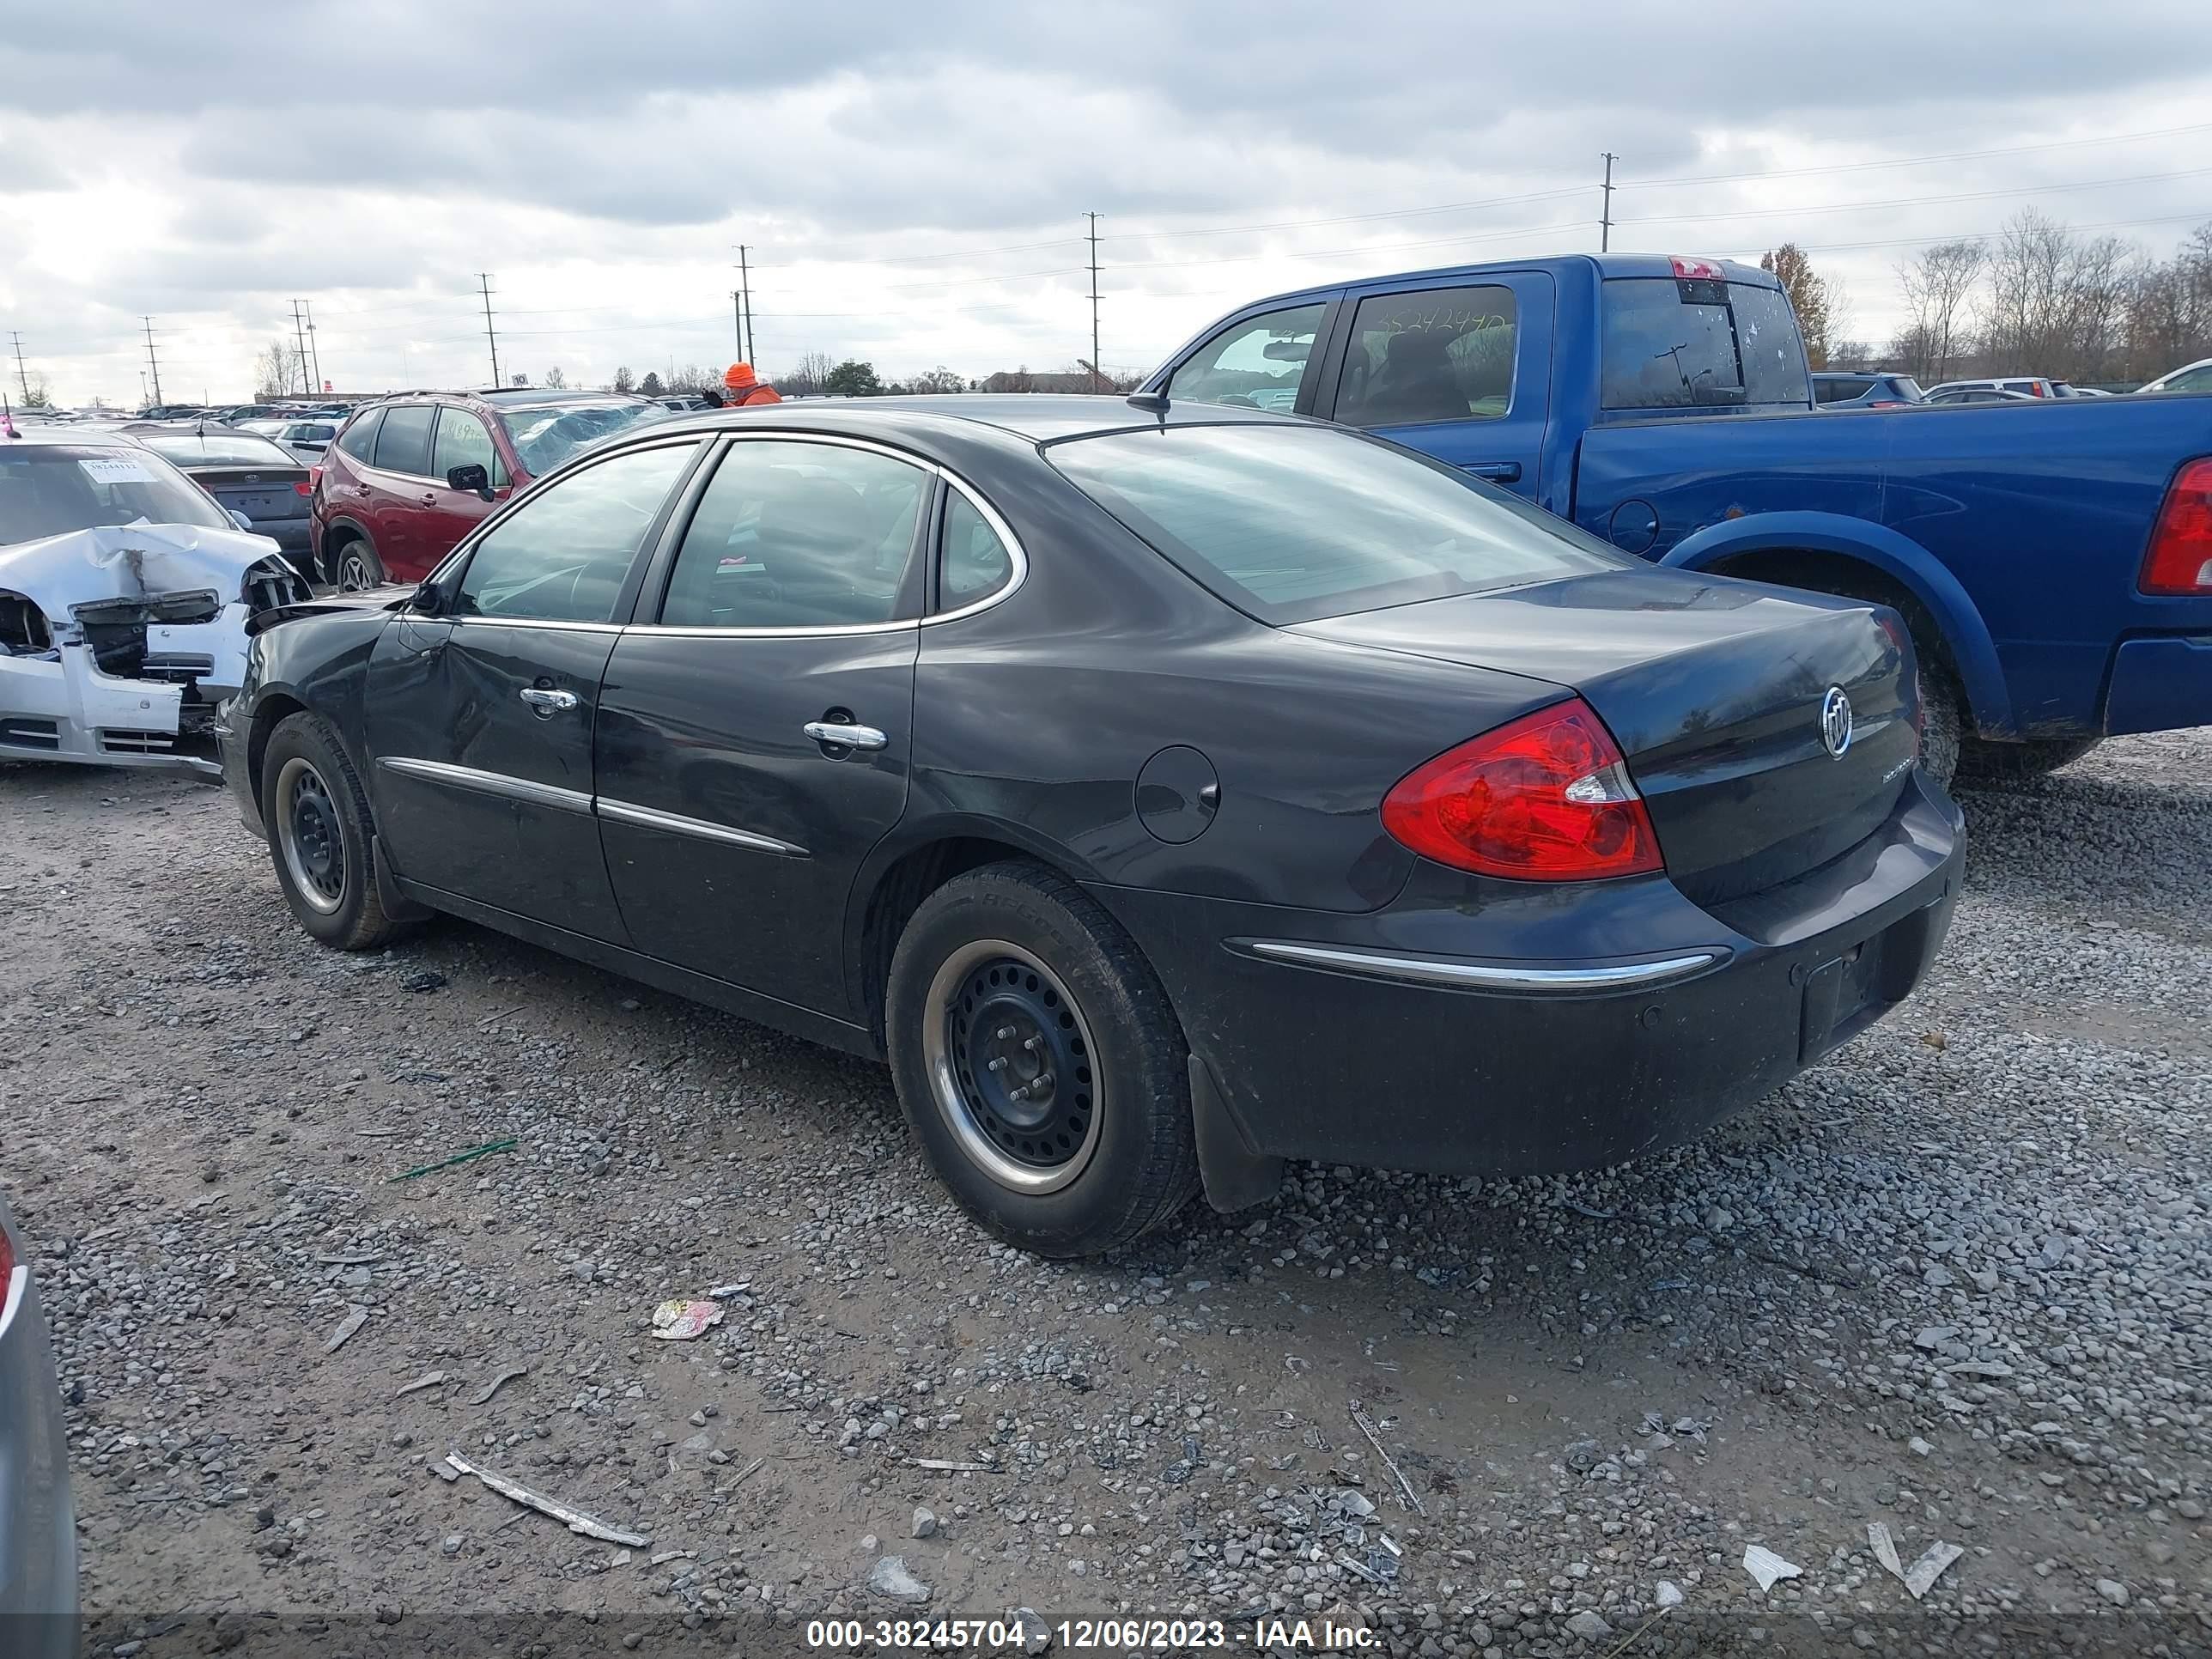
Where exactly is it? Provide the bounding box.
[1096,772,1964,1177]
[2105,634,2212,737]
[246,519,312,555]
[1,1259,79,1644]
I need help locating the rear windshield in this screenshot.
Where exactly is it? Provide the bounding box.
[133,432,301,468]
[1601,278,1809,410]
[501,400,669,476]
[0,444,232,546]
[1048,424,1624,626]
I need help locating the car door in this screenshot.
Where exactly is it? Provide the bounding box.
[360,402,439,577]
[364,437,706,939]
[424,404,512,560]
[592,434,933,1016]
[1320,273,1554,500]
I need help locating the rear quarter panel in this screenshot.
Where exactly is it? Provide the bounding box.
[1574,398,2212,734]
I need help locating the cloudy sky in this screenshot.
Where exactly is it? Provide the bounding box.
[3,0,2209,406]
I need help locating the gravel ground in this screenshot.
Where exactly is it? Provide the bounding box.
[3,734,2208,1658]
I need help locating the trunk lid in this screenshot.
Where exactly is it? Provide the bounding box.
[191,465,310,524]
[1291,565,1917,905]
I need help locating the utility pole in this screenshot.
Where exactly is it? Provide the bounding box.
[291,300,313,395]
[142,317,163,405]
[8,332,27,400]
[1600,152,1618,252]
[477,273,501,387]
[737,245,754,363]
[305,300,324,393]
[1085,212,1103,392]
[732,289,744,356]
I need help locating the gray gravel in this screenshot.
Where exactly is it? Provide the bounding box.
[2,732,2207,1656]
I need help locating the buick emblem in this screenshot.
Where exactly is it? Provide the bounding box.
[1820,685,1853,757]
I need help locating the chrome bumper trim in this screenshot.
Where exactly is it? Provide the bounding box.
[1243,939,1722,993]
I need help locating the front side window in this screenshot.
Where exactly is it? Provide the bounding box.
[658,441,928,629]
[0,444,230,546]
[372,404,436,475]
[939,488,1014,608]
[452,442,696,623]
[1050,424,1623,626]
[430,408,509,487]
[1333,285,1517,428]
[336,407,383,461]
[1600,278,1810,409]
[1166,303,1326,412]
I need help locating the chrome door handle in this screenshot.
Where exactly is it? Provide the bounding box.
[803,720,888,751]
[519,687,580,713]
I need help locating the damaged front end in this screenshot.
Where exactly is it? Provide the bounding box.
[0,525,310,777]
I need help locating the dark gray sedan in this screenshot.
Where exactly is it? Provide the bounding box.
[128,428,314,576]
[1,1187,76,1655]
[219,397,1962,1256]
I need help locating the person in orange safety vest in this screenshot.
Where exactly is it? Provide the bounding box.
[722,362,781,406]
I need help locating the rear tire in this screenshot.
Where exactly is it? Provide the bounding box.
[1958,734,2101,781]
[884,862,1200,1258]
[1917,653,1965,790]
[260,712,405,951]
[328,534,385,592]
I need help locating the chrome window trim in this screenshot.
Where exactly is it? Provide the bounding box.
[376,757,592,816]
[625,618,921,641]
[597,797,807,858]
[928,470,1030,624]
[446,615,627,635]
[1241,939,1721,994]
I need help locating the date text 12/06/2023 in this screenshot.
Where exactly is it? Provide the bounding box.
[804,1615,1376,1650]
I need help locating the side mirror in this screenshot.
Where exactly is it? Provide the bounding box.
[447,462,494,501]
[228,509,255,532]
[410,582,445,616]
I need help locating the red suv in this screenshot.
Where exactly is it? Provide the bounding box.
[309,390,672,588]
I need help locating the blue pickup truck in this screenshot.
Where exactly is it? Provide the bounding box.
[1145,254,2212,783]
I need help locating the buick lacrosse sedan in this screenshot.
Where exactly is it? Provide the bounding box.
[221,397,1962,1255]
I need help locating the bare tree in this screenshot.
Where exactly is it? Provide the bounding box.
[18,375,53,410]
[253,340,295,399]
[543,366,568,389]
[2124,220,2212,380]
[1897,240,1987,383]
[611,365,635,394]
[775,351,835,398]
[907,366,966,395]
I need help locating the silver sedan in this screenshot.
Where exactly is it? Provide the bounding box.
[1,1186,76,1655]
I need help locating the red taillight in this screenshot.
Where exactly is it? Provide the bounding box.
[308,465,323,493]
[1669,255,1724,281]
[2142,457,2212,595]
[1382,698,1663,881]
[294,481,313,496]
[0,1221,15,1295]
[1872,609,1924,746]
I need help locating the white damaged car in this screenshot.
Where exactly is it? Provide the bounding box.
[2,430,311,776]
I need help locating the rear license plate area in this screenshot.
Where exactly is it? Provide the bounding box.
[1800,936,1887,1062]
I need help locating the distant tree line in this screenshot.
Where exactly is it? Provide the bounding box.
[1873,210,2212,386]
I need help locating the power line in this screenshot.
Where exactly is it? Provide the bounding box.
[477,273,501,387]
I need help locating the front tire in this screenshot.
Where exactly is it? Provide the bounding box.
[260,713,404,951]
[328,534,386,592]
[885,863,1200,1257]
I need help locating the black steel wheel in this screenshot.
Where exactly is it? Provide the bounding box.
[886,862,1200,1256]
[259,712,406,950]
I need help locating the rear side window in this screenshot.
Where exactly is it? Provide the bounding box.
[372,404,435,474]
[1333,285,1516,427]
[1167,302,1326,412]
[1601,278,1809,409]
[939,488,1014,608]
[336,407,382,460]
[1049,424,1622,627]
[1814,377,1873,404]
[657,441,929,629]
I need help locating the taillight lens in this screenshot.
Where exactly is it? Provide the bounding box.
[294,481,313,496]
[1382,698,1663,881]
[1870,609,1923,744]
[0,1221,15,1295]
[2142,457,2212,595]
